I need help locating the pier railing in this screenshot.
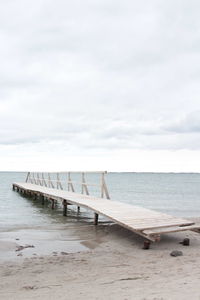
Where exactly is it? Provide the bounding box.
[25,171,110,199]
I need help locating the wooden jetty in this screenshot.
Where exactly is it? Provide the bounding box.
[13,171,200,244]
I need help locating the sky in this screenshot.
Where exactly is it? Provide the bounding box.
[1,0,200,172]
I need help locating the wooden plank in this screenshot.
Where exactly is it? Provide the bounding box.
[143,224,200,235]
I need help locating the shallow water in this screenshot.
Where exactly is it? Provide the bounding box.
[1,172,200,260]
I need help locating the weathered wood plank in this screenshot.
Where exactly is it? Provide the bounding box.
[143,224,200,235]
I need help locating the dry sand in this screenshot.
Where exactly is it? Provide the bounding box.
[1,223,200,300]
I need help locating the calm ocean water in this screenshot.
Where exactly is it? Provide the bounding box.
[1,172,200,259]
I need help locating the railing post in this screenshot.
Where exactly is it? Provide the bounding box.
[57,173,59,189]
[32,173,36,184]
[48,173,51,188]
[42,173,47,187]
[37,173,42,186]
[25,172,30,183]
[101,172,110,199]
[68,172,75,192]
[29,172,33,184]
[48,173,54,188]
[57,173,63,190]
[67,172,70,191]
[101,173,104,198]
[82,172,89,195]
[81,173,83,194]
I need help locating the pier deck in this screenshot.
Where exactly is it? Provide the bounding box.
[12,172,200,242]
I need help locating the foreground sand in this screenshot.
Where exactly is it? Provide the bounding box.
[1,223,200,300]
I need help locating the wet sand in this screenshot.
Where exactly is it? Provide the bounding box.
[0,221,110,261]
[1,221,200,300]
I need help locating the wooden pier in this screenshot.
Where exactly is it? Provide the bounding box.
[13,171,200,243]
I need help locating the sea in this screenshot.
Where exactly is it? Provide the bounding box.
[1,171,200,260]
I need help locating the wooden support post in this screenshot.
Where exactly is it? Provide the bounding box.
[94,213,99,225]
[39,194,44,205]
[181,238,190,246]
[143,240,151,250]
[63,200,68,216]
[51,199,55,209]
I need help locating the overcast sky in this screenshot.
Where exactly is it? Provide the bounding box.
[1,0,200,172]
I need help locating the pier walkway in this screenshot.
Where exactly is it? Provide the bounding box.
[13,171,200,243]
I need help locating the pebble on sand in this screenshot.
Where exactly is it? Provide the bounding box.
[170,250,183,257]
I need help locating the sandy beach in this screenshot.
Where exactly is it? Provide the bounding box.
[1,221,200,300]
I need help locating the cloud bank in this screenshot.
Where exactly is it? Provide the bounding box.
[1,0,200,171]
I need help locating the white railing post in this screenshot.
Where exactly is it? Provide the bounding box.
[68,172,75,192]
[67,172,70,191]
[57,173,63,190]
[101,173,104,198]
[37,173,42,185]
[81,172,89,195]
[101,172,110,199]
[48,173,54,188]
[56,173,59,189]
[25,172,30,183]
[30,172,33,184]
[42,173,47,187]
[32,173,36,184]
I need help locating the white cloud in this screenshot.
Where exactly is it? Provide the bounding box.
[1,0,200,171]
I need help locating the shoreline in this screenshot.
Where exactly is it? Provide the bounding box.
[1,217,199,262]
[1,221,200,299]
[0,222,110,262]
